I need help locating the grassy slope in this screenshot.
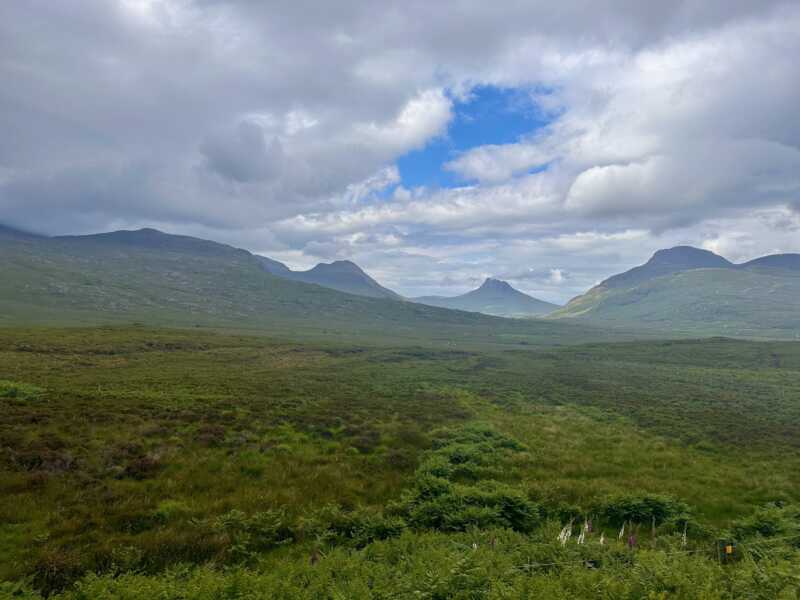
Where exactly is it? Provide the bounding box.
[550,267,800,339]
[0,235,623,349]
[1,327,799,594]
[287,261,403,300]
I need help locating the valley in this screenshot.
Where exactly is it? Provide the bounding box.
[1,227,799,598]
[1,327,799,597]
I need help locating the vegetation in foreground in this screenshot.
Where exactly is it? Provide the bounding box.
[1,327,799,598]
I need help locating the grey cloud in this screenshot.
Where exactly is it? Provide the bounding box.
[201,121,284,183]
[1,1,800,299]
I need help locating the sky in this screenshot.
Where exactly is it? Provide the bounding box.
[1,1,799,303]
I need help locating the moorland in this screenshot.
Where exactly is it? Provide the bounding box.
[1,226,799,598]
[1,327,799,598]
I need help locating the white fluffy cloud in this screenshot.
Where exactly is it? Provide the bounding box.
[1,1,799,300]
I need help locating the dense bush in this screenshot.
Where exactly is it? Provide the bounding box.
[211,508,293,564]
[731,502,800,542]
[299,504,407,548]
[0,380,44,401]
[598,493,691,527]
[401,479,541,533]
[389,425,542,533]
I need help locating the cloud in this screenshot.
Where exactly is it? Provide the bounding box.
[1,1,799,301]
[201,121,284,183]
[445,142,553,183]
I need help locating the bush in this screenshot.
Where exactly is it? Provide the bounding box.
[731,502,800,541]
[402,480,541,533]
[299,504,406,548]
[0,380,44,401]
[598,494,690,527]
[31,548,85,596]
[152,500,191,523]
[430,424,525,452]
[212,508,293,564]
[394,424,541,534]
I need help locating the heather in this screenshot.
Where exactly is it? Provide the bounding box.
[1,327,799,597]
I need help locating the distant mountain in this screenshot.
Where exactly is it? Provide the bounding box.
[740,254,800,272]
[550,246,800,338]
[0,224,41,239]
[600,246,733,290]
[55,227,252,258]
[258,257,402,300]
[414,278,559,318]
[0,225,613,346]
[256,255,293,277]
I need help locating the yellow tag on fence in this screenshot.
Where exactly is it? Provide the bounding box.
[725,545,734,555]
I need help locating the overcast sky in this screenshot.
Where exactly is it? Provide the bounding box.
[1,1,799,302]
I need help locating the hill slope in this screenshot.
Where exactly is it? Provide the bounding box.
[0,224,42,240]
[414,278,559,317]
[740,253,800,273]
[0,227,615,347]
[600,246,733,290]
[551,246,800,338]
[259,257,402,300]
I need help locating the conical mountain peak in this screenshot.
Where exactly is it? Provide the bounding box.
[478,277,514,292]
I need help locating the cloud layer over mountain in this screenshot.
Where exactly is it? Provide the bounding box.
[1,1,798,301]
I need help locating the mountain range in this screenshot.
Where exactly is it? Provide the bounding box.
[2,224,798,340]
[0,225,609,347]
[414,278,559,317]
[550,246,800,338]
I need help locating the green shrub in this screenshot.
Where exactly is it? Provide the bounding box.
[731,502,800,541]
[430,424,525,452]
[299,504,406,548]
[0,380,44,401]
[599,494,690,527]
[152,500,192,523]
[394,425,541,534]
[212,508,293,564]
[402,480,541,533]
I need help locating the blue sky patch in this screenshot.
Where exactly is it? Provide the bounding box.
[396,85,553,189]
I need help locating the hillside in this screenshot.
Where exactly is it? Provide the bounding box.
[599,246,733,290]
[551,246,800,338]
[2,327,800,597]
[740,253,800,272]
[259,257,402,300]
[414,278,559,317]
[0,224,41,240]
[0,227,612,347]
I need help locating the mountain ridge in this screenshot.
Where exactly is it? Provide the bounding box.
[3,225,798,339]
[257,255,402,300]
[414,277,559,318]
[550,245,800,338]
[740,253,800,272]
[0,224,621,346]
[598,246,733,291]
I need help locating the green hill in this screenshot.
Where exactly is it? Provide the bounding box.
[0,227,614,347]
[414,278,559,317]
[551,247,800,339]
[259,256,402,300]
[740,253,800,273]
[599,246,733,290]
